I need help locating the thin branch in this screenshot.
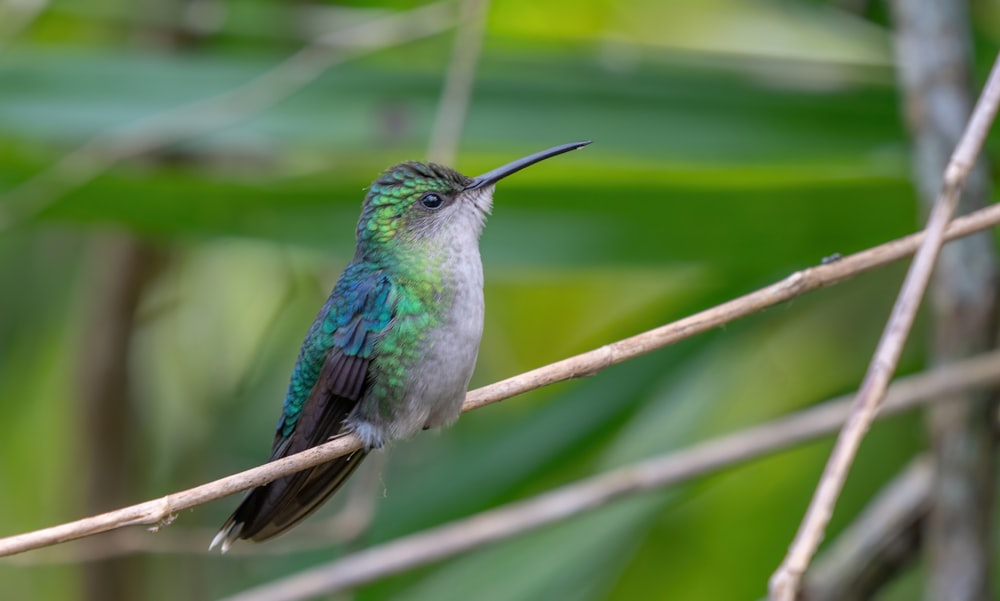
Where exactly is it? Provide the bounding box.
[3,504,386,564]
[803,457,932,601]
[217,352,1000,601]
[768,51,1000,601]
[426,0,490,165]
[3,199,1000,558]
[0,0,459,229]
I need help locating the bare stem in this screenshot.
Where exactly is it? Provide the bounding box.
[767,51,1000,601]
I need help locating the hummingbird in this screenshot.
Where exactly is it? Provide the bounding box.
[211,141,590,552]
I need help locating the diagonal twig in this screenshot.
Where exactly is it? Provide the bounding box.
[768,50,1000,601]
[1,198,1000,558]
[426,0,490,165]
[0,0,459,229]
[309,0,493,545]
[802,457,932,601]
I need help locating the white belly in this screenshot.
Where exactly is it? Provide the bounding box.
[397,256,484,435]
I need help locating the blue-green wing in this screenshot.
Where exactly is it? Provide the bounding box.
[214,264,395,546]
[273,264,394,453]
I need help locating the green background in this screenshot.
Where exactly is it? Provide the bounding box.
[2,0,996,599]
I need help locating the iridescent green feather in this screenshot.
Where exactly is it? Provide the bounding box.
[275,161,466,444]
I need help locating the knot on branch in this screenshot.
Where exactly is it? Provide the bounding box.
[569,345,615,379]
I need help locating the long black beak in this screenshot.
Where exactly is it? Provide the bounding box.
[465,141,591,190]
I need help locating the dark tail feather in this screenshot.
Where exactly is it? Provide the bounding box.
[210,450,368,552]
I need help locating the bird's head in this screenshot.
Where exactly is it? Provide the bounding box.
[355,141,591,252]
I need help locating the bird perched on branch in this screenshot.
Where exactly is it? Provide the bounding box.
[212,141,591,552]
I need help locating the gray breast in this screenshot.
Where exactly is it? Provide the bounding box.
[359,191,491,444]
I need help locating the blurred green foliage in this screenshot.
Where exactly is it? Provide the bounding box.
[2,0,997,599]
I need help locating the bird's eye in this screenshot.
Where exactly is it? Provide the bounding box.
[420,193,444,209]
